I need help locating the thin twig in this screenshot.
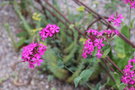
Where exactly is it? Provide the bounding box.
[101,58,114,72]
[87,17,101,30]
[106,56,124,75]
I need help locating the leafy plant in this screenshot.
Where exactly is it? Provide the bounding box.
[12,0,135,89]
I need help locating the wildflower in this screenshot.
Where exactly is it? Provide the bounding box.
[131,1,135,8]
[82,29,118,59]
[123,0,135,8]
[123,0,131,4]
[22,43,47,68]
[121,57,135,89]
[108,13,123,27]
[96,50,102,58]
[82,39,94,58]
[39,24,60,40]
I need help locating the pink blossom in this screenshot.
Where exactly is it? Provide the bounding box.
[39,24,60,40]
[131,1,135,8]
[123,0,135,8]
[96,50,102,58]
[121,57,135,89]
[108,13,123,27]
[82,39,94,58]
[123,0,131,4]
[82,29,118,59]
[22,43,47,68]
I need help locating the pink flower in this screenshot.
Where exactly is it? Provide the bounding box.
[131,1,135,8]
[123,0,131,4]
[22,43,47,68]
[108,13,123,27]
[82,29,118,59]
[123,0,135,8]
[121,57,135,89]
[96,50,102,58]
[39,24,60,40]
[82,39,94,58]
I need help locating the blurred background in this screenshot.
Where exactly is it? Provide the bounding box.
[0,0,135,90]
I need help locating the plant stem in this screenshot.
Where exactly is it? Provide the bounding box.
[106,56,124,75]
[87,17,101,30]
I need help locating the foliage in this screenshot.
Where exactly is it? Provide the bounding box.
[10,0,135,89]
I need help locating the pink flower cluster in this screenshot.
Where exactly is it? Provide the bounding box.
[123,0,135,8]
[121,57,135,89]
[108,13,124,27]
[22,43,47,69]
[82,29,119,59]
[39,24,60,40]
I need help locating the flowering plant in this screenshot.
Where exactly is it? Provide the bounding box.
[12,0,135,89]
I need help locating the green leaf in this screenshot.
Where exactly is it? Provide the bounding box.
[74,68,94,87]
[43,48,68,80]
[16,37,26,48]
[129,19,135,29]
[121,25,133,56]
[121,25,130,39]
[80,69,94,82]
[113,72,120,87]
[102,48,111,58]
[74,76,82,87]
[114,37,126,59]
[67,62,84,83]
[118,83,126,90]
[16,31,28,37]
